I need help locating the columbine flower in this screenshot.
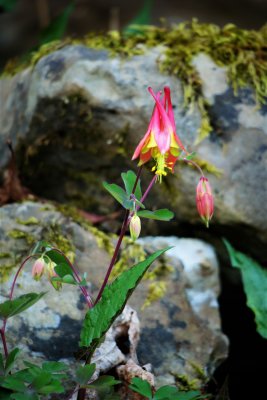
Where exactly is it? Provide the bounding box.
[129,214,141,241]
[32,258,45,280]
[132,86,186,181]
[196,176,214,227]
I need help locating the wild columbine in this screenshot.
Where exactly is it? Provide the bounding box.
[132,86,187,181]
[196,176,214,227]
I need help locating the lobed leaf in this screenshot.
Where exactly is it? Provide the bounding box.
[129,377,153,398]
[5,348,20,375]
[75,364,96,385]
[137,209,174,221]
[79,247,171,348]
[121,170,142,200]
[103,182,128,206]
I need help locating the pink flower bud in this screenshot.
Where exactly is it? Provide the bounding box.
[32,258,45,280]
[129,214,141,241]
[196,176,214,228]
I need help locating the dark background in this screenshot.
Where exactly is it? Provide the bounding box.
[0,0,267,67]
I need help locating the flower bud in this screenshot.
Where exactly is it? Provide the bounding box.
[47,261,62,291]
[196,176,214,227]
[129,214,141,241]
[32,258,45,280]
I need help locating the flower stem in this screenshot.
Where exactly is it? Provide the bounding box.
[51,249,93,308]
[182,158,204,176]
[94,169,156,306]
[0,255,33,359]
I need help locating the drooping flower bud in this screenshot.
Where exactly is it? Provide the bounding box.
[46,260,62,291]
[129,214,141,241]
[32,258,45,280]
[196,176,214,228]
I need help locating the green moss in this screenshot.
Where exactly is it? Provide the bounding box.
[8,229,35,245]
[2,20,266,143]
[0,252,11,259]
[89,226,115,256]
[172,373,200,391]
[57,203,116,256]
[16,217,39,225]
[43,223,76,263]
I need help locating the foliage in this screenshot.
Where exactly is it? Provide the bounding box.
[0,357,119,399]
[103,170,174,220]
[0,293,46,319]
[224,239,267,339]
[129,377,206,400]
[39,2,75,45]
[79,247,171,348]
[0,0,17,12]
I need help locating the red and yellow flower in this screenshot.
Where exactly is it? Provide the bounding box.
[132,87,187,181]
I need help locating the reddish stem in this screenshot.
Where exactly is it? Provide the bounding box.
[50,248,93,308]
[0,255,33,359]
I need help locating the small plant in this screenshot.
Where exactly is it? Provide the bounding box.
[129,377,207,400]
[0,86,214,399]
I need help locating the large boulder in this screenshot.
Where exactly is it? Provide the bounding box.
[0,201,228,388]
[0,45,266,252]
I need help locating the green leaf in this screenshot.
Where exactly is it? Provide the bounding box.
[129,377,153,398]
[1,376,26,392]
[39,2,75,45]
[5,348,20,375]
[32,371,52,390]
[121,170,142,200]
[123,0,153,35]
[137,209,174,221]
[10,394,38,400]
[223,239,267,339]
[0,0,18,12]
[53,263,73,278]
[154,385,179,399]
[42,361,68,373]
[172,391,204,400]
[75,364,96,385]
[88,375,120,389]
[0,353,4,374]
[45,249,72,267]
[37,380,65,394]
[79,247,171,347]
[0,293,46,319]
[30,241,53,256]
[103,182,128,206]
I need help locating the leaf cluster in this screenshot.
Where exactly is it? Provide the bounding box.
[0,352,68,399]
[103,170,174,221]
[129,377,207,400]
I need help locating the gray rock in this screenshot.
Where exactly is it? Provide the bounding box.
[1,45,266,248]
[0,201,228,388]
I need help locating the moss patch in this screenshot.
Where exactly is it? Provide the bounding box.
[2,20,267,142]
[8,229,35,245]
